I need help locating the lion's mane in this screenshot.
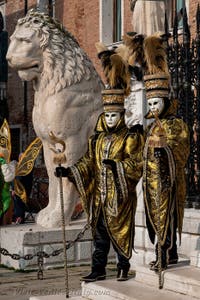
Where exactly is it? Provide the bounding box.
[17,9,99,95]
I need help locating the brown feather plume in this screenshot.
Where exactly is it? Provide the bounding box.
[143,33,169,75]
[95,41,108,54]
[109,54,130,95]
[115,44,130,63]
[95,42,130,95]
[122,32,145,67]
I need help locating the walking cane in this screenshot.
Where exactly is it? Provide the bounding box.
[155,154,163,289]
[49,131,69,298]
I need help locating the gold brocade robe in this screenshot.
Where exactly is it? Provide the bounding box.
[143,109,190,245]
[68,113,144,258]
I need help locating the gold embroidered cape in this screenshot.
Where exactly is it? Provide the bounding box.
[143,105,190,245]
[68,113,144,258]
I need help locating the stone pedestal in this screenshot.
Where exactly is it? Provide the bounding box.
[0,220,115,270]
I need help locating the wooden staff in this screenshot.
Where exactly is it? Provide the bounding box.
[49,131,69,298]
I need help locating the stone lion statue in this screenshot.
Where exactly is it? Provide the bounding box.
[6,9,103,228]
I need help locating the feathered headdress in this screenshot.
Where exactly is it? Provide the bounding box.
[143,32,170,100]
[95,42,131,95]
[95,41,132,111]
[143,32,169,75]
[122,32,145,68]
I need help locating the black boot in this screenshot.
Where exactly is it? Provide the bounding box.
[117,267,129,281]
[150,260,167,272]
[168,246,178,265]
[149,246,158,268]
[168,257,178,264]
[81,268,106,282]
[150,249,167,272]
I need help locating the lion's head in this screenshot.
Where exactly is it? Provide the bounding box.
[7,9,99,95]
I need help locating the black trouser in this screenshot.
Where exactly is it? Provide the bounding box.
[14,195,26,220]
[155,209,178,264]
[92,211,130,273]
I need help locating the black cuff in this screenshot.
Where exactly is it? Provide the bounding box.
[102,159,116,171]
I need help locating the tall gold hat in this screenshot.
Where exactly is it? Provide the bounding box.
[101,89,125,112]
[144,73,170,100]
[95,42,131,111]
[143,33,170,100]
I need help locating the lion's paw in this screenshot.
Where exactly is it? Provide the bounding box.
[35,207,53,227]
[35,208,72,228]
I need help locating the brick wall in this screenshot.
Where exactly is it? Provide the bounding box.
[6,0,37,149]
[59,0,101,79]
[56,0,133,80]
[189,0,200,38]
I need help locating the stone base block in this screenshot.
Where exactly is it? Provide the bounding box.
[190,250,200,267]
[0,220,115,270]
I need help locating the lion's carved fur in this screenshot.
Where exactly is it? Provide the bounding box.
[7,9,103,228]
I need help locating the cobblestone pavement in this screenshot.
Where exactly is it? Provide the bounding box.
[0,264,117,300]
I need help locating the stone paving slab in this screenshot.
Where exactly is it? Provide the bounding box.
[0,264,117,300]
[30,296,86,300]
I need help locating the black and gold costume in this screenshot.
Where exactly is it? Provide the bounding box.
[68,113,144,262]
[143,101,190,264]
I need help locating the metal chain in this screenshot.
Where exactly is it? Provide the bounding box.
[37,255,44,280]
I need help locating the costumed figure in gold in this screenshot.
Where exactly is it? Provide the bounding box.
[0,119,42,225]
[55,44,144,282]
[0,120,14,225]
[142,34,190,271]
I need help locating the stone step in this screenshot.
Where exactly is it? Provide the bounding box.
[81,278,195,300]
[135,261,200,299]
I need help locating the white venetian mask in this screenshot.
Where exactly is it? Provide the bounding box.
[104,111,121,128]
[147,97,164,115]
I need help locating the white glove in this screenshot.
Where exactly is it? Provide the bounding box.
[1,160,17,182]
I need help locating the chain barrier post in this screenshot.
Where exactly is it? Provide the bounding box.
[37,254,44,280]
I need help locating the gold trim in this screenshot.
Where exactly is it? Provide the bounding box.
[116,161,128,201]
[146,90,169,100]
